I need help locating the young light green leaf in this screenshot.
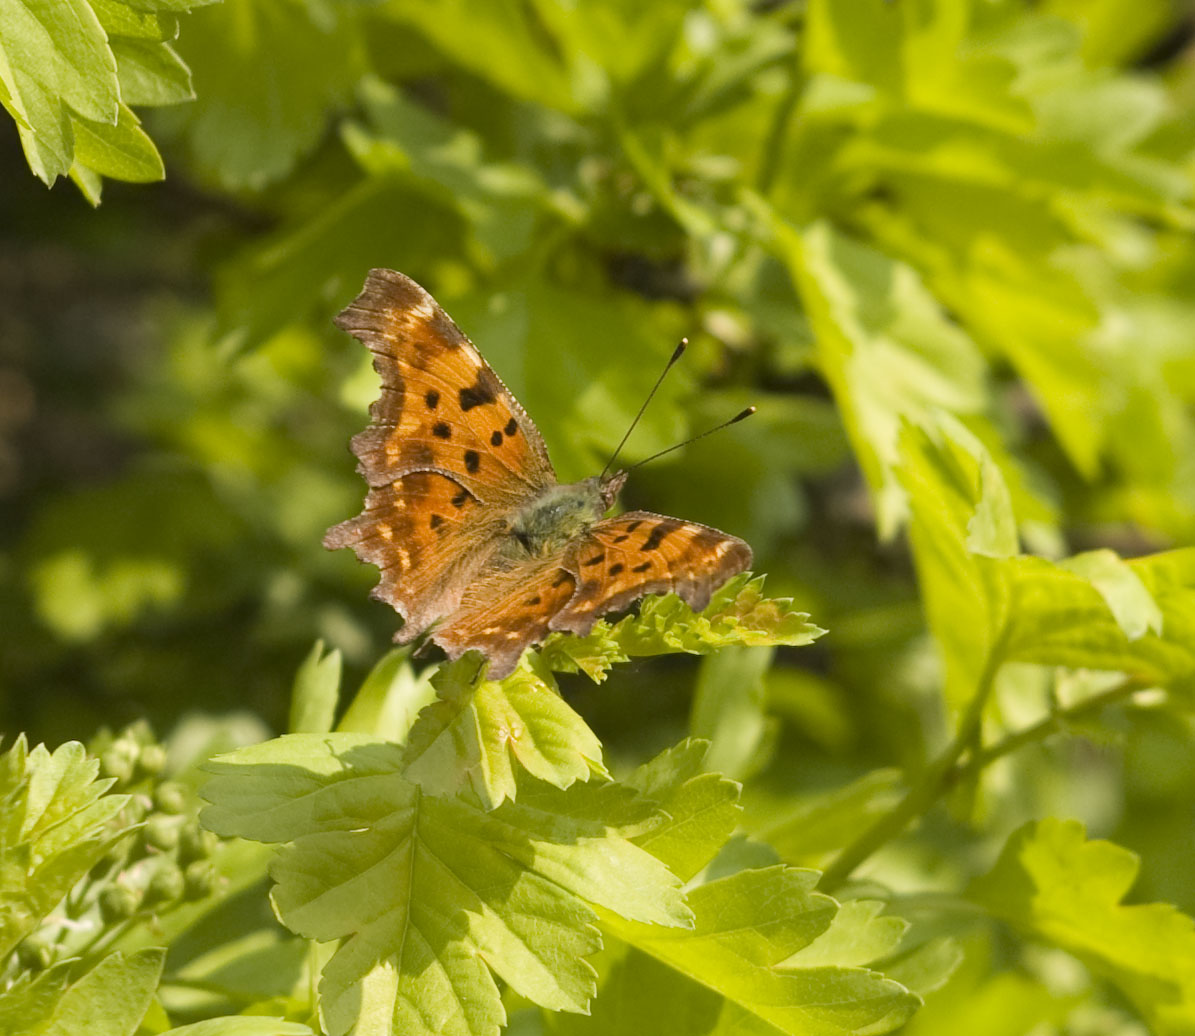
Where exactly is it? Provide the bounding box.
[1000,549,1195,683]
[337,647,437,743]
[896,420,1015,710]
[111,38,193,106]
[1056,549,1164,641]
[600,866,919,1035]
[170,0,364,189]
[40,948,165,1036]
[970,818,1195,1034]
[0,0,118,125]
[745,769,906,868]
[624,740,742,882]
[202,738,690,1036]
[0,737,128,958]
[160,1019,314,1036]
[776,220,990,537]
[71,102,165,182]
[690,645,777,781]
[541,575,824,683]
[288,640,342,734]
[401,656,606,809]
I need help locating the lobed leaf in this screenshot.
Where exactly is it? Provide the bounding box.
[541,575,824,682]
[0,737,129,959]
[970,818,1195,1033]
[598,866,919,1036]
[202,736,691,1036]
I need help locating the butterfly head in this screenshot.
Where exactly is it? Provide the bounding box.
[598,469,628,511]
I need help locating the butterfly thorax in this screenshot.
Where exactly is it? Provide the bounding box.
[500,472,627,561]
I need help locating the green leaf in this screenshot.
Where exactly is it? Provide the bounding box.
[170,0,364,189]
[387,0,586,114]
[342,77,547,263]
[690,645,777,781]
[338,648,437,742]
[0,0,118,125]
[542,575,824,683]
[0,737,128,959]
[111,38,193,106]
[89,0,178,40]
[999,549,1195,685]
[775,220,989,537]
[71,102,165,182]
[39,949,164,1036]
[401,656,606,809]
[600,866,919,1035]
[202,737,690,1036]
[624,740,742,882]
[289,640,341,734]
[896,419,1015,710]
[970,818,1195,1034]
[745,770,905,869]
[160,1021,314,1036]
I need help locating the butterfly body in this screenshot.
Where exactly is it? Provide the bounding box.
[502,473,626,561]
[327,269,751,678]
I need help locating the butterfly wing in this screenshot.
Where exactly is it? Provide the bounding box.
[327,269,556,639]
[324,471,505,638]
[433,510,751,677]
[334,268,556,503]
[549,510,752,635]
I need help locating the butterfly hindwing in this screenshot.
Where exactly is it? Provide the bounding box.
[431,511,752,677]
[335,269,556,505]
[433,560,579,677]
[550,510,752,635]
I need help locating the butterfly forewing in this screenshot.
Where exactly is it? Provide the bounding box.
[335,269,556,504]
[324,472,505,636]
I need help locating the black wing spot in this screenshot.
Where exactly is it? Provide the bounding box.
[583,553,605,566]
[459,370,498,411]
[430,514,444,530]
[633,561,651,573]
[624,519,643,532]
[609,563,624,575]
[432,422,451,439]
[524,594,541,606]
[640,522,678,551]
[505,418,518,436]
[491,430,503,447]
[451,489,469,508]
[464,449,480,473]
[613,534,629,543]
[425,390,440,409]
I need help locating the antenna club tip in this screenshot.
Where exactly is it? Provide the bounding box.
[670,338,688,362]
[733,406,757,422]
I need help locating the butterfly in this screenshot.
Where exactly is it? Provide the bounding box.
[325,269,752,678]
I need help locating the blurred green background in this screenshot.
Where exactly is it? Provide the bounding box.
[3,0,1195,922]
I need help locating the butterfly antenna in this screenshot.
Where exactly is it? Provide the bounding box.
[626,407,756,472]
[600,338,688,479]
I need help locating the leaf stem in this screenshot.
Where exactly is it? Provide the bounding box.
[818,664,1149,894]
[817,642,1005,893]
[956,676,1147,776]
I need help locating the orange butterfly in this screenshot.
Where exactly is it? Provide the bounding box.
[326,269,752,678]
